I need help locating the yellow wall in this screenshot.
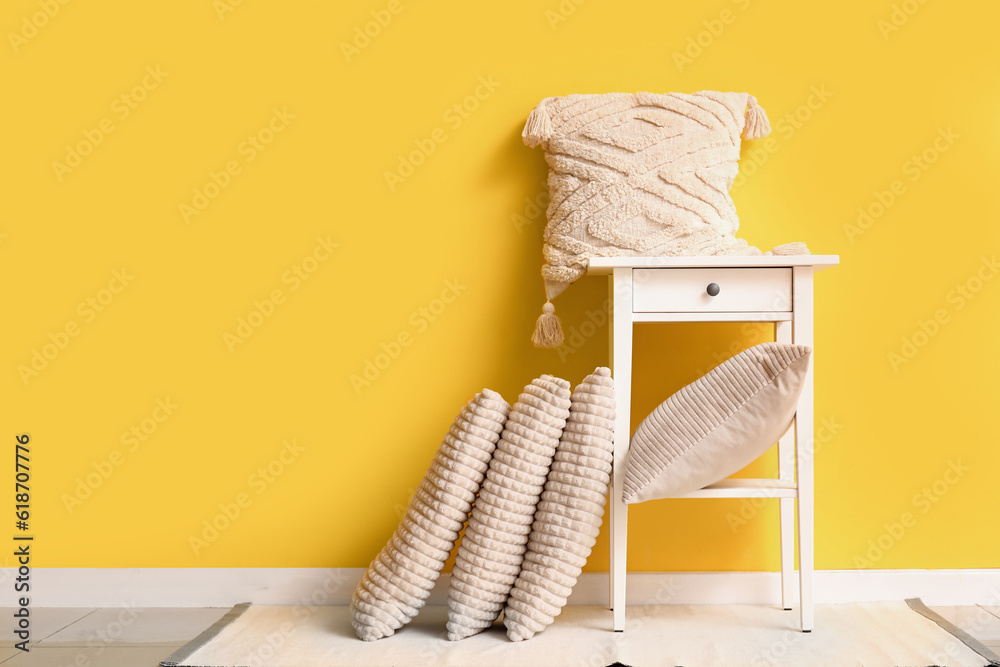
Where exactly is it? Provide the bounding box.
[3,0,998,571]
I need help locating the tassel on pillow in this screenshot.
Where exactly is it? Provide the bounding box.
[532,301,563,348]
[522,104,552,148]
[743,95,771,140]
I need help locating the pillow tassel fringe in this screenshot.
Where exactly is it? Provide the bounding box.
[522,104,552,148]
[532,301,564,348]
[743,95,772,140]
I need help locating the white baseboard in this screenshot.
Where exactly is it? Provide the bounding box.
[8,568,998,607]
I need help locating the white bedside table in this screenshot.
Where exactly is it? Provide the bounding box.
[587,255,839,633]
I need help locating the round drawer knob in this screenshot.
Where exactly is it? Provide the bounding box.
[706,283,721,297]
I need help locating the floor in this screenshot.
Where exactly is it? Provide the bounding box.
[1,605,998,666]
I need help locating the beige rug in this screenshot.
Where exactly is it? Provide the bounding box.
[164,601,999,667]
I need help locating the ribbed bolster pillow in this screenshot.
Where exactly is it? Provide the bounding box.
[447,375,571,641]
[504,367,615,641]
[350,390,509,641]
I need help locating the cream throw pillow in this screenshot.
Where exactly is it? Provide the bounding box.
[447,375,571,641]
[624,343,811,503]
[504,367,615,641]
[350,389,510,641]
[522,91,808,347]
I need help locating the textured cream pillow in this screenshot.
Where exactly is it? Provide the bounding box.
[447,374,571,641]
[351,390,510,641]
[522,91,807,347]
[624,343,811,503]
[504,367,615,642]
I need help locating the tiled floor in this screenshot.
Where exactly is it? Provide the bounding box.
[930,605,1000,653]
[0,606,229,666]
[1,605,997,666]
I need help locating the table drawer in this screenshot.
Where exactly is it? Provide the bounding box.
[632,268,792,313]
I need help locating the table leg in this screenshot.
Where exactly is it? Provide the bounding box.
[611,268,632,632]
[607,276,615,611]
[776,320,795,611]
[792,267,815,632]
